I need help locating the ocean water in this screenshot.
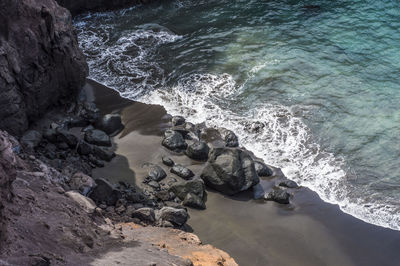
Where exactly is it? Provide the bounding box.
[74,0,400,230]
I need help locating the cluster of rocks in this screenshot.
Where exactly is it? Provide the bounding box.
[19,100,123,176]
[160,115,299,205]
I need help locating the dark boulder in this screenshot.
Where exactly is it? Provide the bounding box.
[171,116,185,126]
[182,193,206,210]
[94,114,124,135]
[20,130,42,149]
[162,156,174,167]
[132,207,155,223]
[147,165,167,182]
[158,207,189,227]
[170,165,194,180]
[279,180,299,188]
[201,148,259,195]
[89,178,122,206]
[84,129,111,147]
[169,179,206,203]
[0,0,87,136]
[254,161,273,177]
[185,141,210,161]
[77,141,92,155]
[56,129,79,148]
[264,189,291,204]
[219,129,239,147]
[162,130,187,151]
[92,146,115,162]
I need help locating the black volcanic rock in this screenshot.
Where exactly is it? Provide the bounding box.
[201,148,260,195]
[0,0,88,136]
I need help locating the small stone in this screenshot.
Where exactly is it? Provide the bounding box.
[148,181,160,190]
[279,180,299,188]
[162,156,174,167]
[148,165,167,182]
[170,165,194,180]
[264,189,291,204]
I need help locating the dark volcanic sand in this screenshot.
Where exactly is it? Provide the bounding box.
[87,79,400,266]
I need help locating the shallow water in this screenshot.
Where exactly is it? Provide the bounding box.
[74,0,400,230]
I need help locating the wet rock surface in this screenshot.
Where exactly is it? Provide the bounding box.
[201,147,260,195]
[185,141,210,161]
[162,130,188,151]
[264,188,291,204]
[171,164,195,180]
[254,161,274,177]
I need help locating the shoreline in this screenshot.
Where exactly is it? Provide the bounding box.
[88,79,400,266]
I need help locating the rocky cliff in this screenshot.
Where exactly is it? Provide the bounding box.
[56,0,154,15]
[0,0,88,136]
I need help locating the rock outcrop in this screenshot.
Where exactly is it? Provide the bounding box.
[0,0,88,136]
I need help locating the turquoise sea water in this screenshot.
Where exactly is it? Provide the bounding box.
[75,0,400,230]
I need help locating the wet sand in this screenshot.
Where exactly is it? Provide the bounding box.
[87,79,400,266]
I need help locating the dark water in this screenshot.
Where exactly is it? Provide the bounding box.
[74,0,400,230]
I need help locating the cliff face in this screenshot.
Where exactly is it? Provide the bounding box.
[56,0,153,15]
[0,0,88,136]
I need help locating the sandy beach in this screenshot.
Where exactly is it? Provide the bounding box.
[87,79,400,266]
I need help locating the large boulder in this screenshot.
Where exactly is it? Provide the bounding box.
[94,114,124,135]
[89,178,122,206]
[162,130,187,151]
[169,179,206,203]
[201,148,259,195]
[131,207,155,223]
[158,207,189,227]
[0,0,88,136]
[84,129,111,147]
[185,141,210,161]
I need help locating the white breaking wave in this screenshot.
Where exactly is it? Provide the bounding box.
[75,23,181,98]
[141,72,400,231]
[74,18,400,230]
